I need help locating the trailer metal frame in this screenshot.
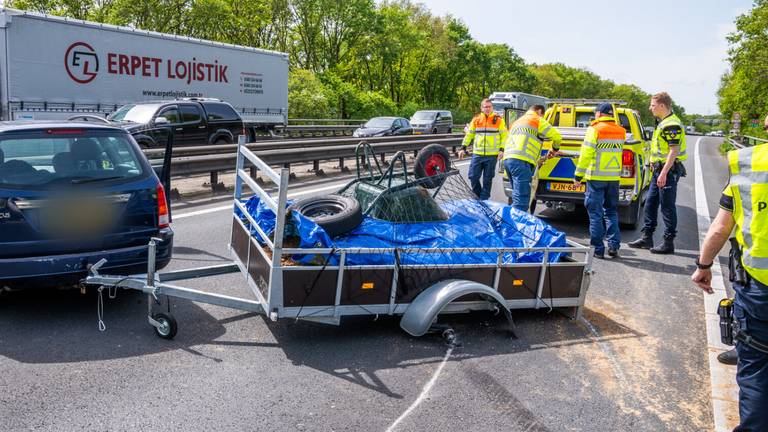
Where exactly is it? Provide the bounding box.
[83,138,594,339]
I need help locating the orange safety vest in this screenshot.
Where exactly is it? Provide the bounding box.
[462,113,508,156]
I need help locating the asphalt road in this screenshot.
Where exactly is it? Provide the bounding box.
[0,136,731,431]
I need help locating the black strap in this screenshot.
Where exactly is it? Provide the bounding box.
[736,330,768,354]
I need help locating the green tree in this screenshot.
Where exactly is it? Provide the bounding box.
[718,0,768,136]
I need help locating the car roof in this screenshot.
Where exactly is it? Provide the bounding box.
[0,121,125,133]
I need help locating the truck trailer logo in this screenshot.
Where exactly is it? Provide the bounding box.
[63,42,229,86]
[65,42,99,84]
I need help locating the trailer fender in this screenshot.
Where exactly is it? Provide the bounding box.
[400,279,516,338]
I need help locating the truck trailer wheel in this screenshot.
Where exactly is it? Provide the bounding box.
[288,194,363,237]
[414,144,452,189]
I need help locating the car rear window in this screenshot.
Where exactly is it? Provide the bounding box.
[0,130,145,188]
[204,103,240,121]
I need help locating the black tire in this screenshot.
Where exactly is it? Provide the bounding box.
[287,194,362,237]
[214,137,230,145]
[619,196,642,229]
[152,313,177,340]
[414,144,452,189]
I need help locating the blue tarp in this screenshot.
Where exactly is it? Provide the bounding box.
[236,196,568,265]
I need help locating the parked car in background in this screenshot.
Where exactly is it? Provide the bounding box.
[108,98,246,148]
[410,110,453,134]
[352,117,413,137]
[0,121,173,289]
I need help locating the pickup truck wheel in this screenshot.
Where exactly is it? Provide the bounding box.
[288,194,362,237]
[214,138,230,145]
[414,144,452,189]
[619,197,642,229]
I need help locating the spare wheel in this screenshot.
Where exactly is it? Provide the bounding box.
[287,194,362,237]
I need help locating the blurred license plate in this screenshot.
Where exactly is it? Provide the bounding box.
[40,199,115,235]
[548,182,585,193]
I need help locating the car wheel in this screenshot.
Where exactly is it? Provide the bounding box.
[287,194,363,237]
[214,137,230,145]
[414,144,452,189]
[619,196,642,229]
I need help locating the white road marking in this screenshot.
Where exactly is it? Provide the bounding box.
[694,137,739,431]
[386,346,453,432]
[173,159,472,220]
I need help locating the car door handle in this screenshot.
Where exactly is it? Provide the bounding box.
[175,127,183,131]
[198,125,206,129]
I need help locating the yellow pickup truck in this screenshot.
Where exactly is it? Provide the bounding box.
[502,99,652,228]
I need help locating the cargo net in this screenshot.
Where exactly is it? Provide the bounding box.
[294,145,565,310]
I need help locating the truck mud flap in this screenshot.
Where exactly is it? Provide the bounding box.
[399,279,516,338]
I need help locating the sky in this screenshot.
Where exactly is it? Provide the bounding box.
[416,0,753,115]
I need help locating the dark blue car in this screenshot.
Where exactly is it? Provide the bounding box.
[0,122,173,289]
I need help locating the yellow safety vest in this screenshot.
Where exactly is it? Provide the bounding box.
[651,113,687,162]
[503,110,562,165]
[574,116,626,182]
[725,145,768,285]
[462,113,508,156]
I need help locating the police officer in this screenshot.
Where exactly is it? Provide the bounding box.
[502,105,562,212]
[459,99,508,200]
[574,103,625,259]
[693,129,768,430]
[628,92,686,254]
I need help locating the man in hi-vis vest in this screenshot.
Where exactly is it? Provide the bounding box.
[459,99,508,200]
[502,105,562,212]
[628,92,687,254]
[574,103,625,259]
[693,116,768,430]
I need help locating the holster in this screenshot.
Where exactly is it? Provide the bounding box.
[729,238,748,285]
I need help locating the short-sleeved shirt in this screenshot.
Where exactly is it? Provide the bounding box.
[660,124,683,146]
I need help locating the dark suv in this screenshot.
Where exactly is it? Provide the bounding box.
[0,122,173,289]
[108,99,244,148]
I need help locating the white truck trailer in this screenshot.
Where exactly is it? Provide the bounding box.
[488,91,550,125]
[0,8,288,129]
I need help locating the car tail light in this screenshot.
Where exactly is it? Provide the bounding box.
[157,183,169,228]
[621,149,635,178]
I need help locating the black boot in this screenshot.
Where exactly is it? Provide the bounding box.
[717,348,738,366]
[650,237,675,254]
[628,232,653,249]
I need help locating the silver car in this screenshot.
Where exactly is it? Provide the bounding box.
[410,110,453,134]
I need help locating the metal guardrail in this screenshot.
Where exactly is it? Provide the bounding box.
[153,134,464,193]
[144,134,461,158]
[727,135,768,150]
[288,118,367,125]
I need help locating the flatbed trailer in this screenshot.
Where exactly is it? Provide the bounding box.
[84,140,594,340]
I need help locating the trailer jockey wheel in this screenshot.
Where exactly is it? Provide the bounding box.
[151,313,178,340]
